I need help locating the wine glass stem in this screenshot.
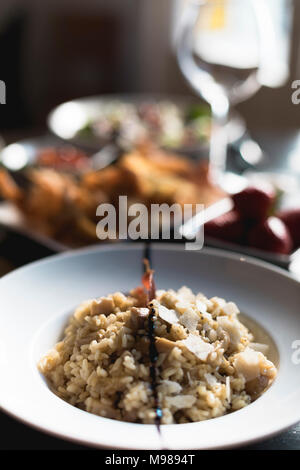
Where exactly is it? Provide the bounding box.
[209,99,229,186]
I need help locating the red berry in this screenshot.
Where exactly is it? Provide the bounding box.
[205,210,245,244]
[247,216,292,254]
[232,184,275,220]
[277,209,300,249]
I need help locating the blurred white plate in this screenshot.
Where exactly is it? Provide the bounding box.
[0,244,299,449]
[47,93,245,154]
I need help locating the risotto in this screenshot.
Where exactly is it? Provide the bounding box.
[38,284,277,424]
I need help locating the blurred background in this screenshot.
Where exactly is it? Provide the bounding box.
[0,0,299,137]
[0,0,300,267]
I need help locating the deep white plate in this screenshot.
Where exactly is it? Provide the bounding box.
[0,244,300,449]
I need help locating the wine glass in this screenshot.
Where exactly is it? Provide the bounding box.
[176,0,288,190]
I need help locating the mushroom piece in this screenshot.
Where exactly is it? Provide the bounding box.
[217,316,247,351]
[155,337,178,353]
[217,327,231,351]
[129,307,149,329]
[91,297,115,316]
[245,375,269,400]
[233,347,276,383]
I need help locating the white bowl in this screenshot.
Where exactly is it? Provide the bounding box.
[0,244,299,449]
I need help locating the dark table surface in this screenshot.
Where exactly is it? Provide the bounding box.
[0,128,299,450]
[0,408,299,450]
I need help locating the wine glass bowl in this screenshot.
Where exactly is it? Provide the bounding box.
[176,0,272,187]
